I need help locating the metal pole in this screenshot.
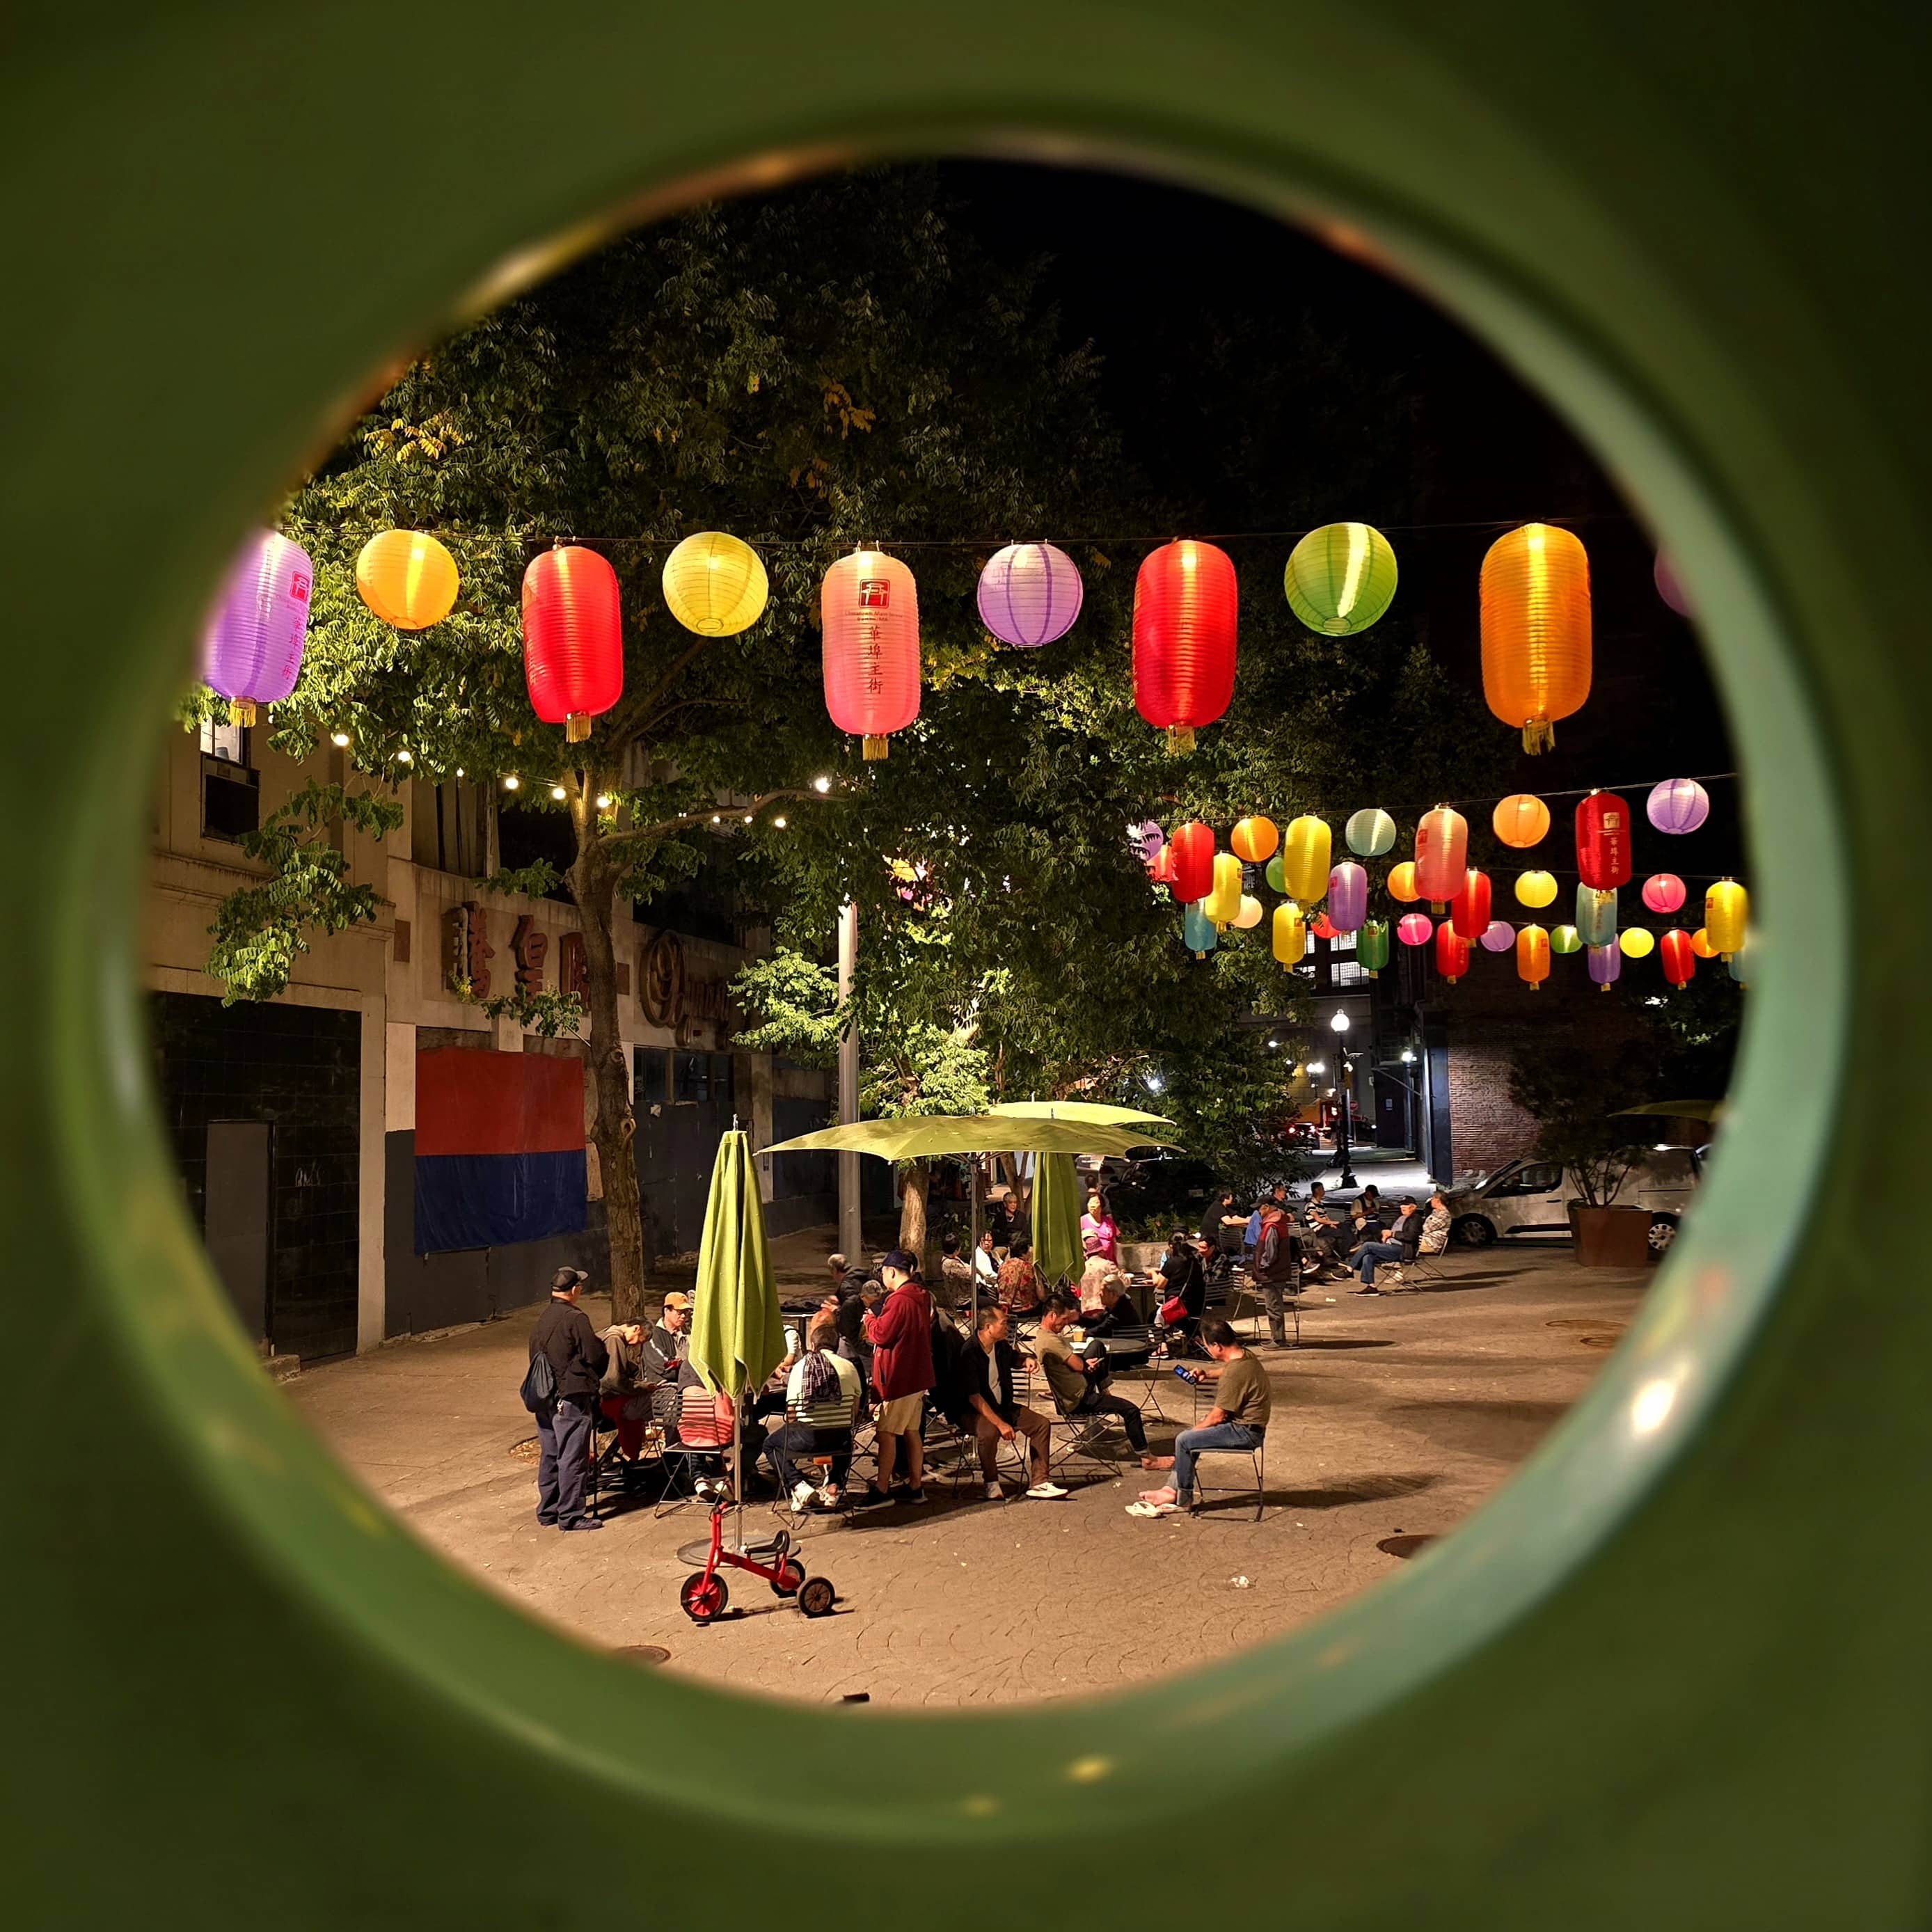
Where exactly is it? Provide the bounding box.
[969,1160,982,1333]
[1338,1048,1357,1189]
[837,901,862,1262]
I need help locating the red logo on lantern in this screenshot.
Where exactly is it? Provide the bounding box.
[859,578,890,609]
[291,571,311,602]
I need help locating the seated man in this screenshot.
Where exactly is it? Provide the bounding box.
[1389,1196,1427,1261]
[1301,1183,1350,1280]
[595,1318,654,1463]
[1135,1317,1271,1514]
[640,1290,693,1430]
[997,1239,1043,1315]
[1034,1294,1148,1453]
[834,1270,880,1386]
[1078,1254,1139,1335]
[972,1230,1001,1299]
[1350,1201,1409,1293]
[761,1315,862,1512]
[961,1303,1065,1501]
[1419,1191,1452,1257]
[937,1233,975,1315]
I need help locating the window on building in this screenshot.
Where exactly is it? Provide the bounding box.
[412,779,489,878]
[674,1052,710,1102]
[710,1053,735,1114]
[198,718,247,764]
[635,1049,667,1108]
[1329,929,1365,985]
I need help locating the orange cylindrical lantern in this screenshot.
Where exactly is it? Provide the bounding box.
[1517,923,1551,990]
[1436,921,1472,983]
[1450,867,1493,942]
[522,544,624,742]
[1481,522,1592,753]
[1388,860,1420,903]
[1661,928,1697,986]
[1415,806,1469,909]
[1690,928,1718,960]
[1575,791,1634,891]
[1167,821,1215,903]
[822,548,921,759]
[1132,539,1238,753]
[1493,792,1551,848]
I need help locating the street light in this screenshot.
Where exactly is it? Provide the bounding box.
[1330,1012,1357,1187]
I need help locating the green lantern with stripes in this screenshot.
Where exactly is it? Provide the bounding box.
[1284,521,1398,636]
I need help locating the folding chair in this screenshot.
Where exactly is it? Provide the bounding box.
[1405,1240,1451,1284]
[654,1385,735,1519]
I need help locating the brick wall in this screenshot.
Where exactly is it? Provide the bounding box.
[1445,1028,1544,1177]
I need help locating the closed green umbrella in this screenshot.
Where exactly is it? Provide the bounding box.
[687,1130,786,1512]
[1033,1150,1085,1289]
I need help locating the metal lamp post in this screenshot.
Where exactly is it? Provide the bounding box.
[1331,1010,1356,1189]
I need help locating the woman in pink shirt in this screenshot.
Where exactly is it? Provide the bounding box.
[1081,1193,1118,1264]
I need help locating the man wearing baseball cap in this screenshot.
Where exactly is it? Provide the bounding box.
[861,1249,935,1505]
[528,1268,608,1531]
[641,1290,693,1432]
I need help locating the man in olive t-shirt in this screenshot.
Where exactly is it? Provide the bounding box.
[1137,1317,1269,1512]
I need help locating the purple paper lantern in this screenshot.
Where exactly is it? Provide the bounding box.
[1647,777,1710,835]
[1588,942,1622,989]
[977,541,1084,647]
[202,529,313,723]
[1132,819,1166,864]
[1654,553,1694,618]
[1480,919,1516,953]
[1327,861,1367,935]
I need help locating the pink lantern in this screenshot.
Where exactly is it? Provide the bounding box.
[1642,873,1687,915]
[1480,919,1515,953]
[822,548,921,758]
[201,529,313,724]
[1654,553,1694,618]
[1327,862,1367,934]
[1647,778,1711,834]
[1397,912,1434,947]
[978,541,1084,646]
[1414,805,1469,908]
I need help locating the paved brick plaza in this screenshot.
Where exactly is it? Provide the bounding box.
[290,1249,1645,1708]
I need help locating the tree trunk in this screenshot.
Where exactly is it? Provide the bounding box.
[898,1159,930,1256]
[566,784,648,1324]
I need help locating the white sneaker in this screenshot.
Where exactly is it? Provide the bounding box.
[815,1485,841,1510]
[791,1480,817,1511]
[1025,1481,1070,1500]
[983,1481,1005,1503]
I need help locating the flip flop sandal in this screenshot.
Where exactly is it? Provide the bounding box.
[1127,1501,1179,1517]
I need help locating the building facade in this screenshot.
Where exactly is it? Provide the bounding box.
[146,720,832,1362]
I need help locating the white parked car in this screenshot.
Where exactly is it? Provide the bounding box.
[1445,1146,1706,1255]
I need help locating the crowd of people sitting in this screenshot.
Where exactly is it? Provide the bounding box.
[526,1177,1447,1533]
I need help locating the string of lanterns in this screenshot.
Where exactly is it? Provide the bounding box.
[1148,777,1750,991]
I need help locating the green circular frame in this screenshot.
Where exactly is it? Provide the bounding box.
[10,3,1927,1924]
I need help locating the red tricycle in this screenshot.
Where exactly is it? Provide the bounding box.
[679,1501,838,1624]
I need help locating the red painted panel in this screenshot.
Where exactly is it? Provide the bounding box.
[413,1049,585,1157]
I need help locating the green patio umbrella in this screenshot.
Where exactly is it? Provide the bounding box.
[761,1114,1176,1160]
[988,1100,1177,1130]
[1032,1150,1086,1288]
[687,1130,786,1514]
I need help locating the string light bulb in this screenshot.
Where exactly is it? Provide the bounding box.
[503,775,519,791]
[595,793,611,809]
[330,730,350,747]
[813,776,832,793]
[773,816,787,828]
[397,750,412,764]
[551,784,567,801]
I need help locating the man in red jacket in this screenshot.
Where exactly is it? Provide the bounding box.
[862,1248,936,1505]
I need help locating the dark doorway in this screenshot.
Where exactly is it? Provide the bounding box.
[205,1121,272,1343]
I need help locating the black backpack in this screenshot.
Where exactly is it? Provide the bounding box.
[518,1349,557,1412]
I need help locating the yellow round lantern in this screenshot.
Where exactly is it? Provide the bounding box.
[1619,926,1656,959]
[662,531,770,637]
[1705,879,1749,958]
[1230,815,1279,864]
[1233,894,1264,931]
[1272,902,1306,966]
[1514,869,1559,909]
[1280,815,1332,903]
[1203,851,1244,925]
[356,529,459,630]
[1690,928,1719,960]
[1388,860,1420,903]
[1493,792,1551,848]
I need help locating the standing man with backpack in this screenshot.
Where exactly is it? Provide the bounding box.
[523,1267,609,1533]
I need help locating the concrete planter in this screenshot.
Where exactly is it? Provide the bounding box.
[1570,1205,1652,1268]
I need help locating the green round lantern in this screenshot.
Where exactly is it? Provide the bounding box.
[1358,916,1391,976]
[1345,806,1397,857]
[1265,853,1287,894]
[1551,923,1583,955]
[1284,521,1399,635]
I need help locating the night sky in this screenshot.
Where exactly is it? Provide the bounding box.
[940,160,1743,892]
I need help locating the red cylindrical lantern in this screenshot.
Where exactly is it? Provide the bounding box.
[1576,790,1635,890]
[1132,539,1238,753]
[1436,921,1472,983]
[1415,805,1469,909]
[1660,928,1697,986]
[521,544,624,741]
[1310,911,1340,942]
[1167,821,1216,903]
[1450,867,1493,942]
[1149,844,1178,889]
[822,548,921,759]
